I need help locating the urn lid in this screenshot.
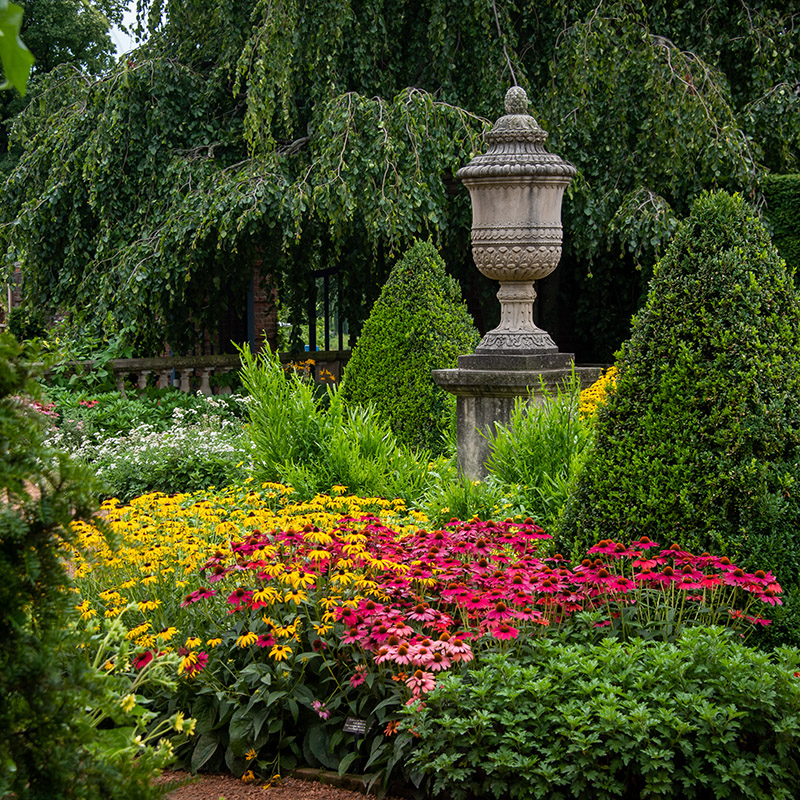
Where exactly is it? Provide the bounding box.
[457,86,576,181]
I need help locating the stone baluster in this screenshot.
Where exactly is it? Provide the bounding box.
[158,369,173,389]
[179,368,193,393]
[137,371,151,391]
[198,368,212,395]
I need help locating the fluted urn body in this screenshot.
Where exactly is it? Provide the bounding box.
[458,86,576,354]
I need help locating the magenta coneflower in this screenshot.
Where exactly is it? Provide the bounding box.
[350,665,368,687]
[427,651,452,672]
[180,588,216,606]
[490,623,519,640]
[407,603,437,623]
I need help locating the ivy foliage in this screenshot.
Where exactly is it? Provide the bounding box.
[341,239,479,453]
[557,191,800,642]
[1,0,798,358]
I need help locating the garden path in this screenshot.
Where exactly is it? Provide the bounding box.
[161,770,406,800]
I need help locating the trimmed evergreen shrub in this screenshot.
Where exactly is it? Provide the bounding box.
[763,173,800,274]
[341,240,479,452]
[557,191,800,642]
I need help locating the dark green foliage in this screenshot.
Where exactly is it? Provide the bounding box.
[340,240,479,452]
[557,191,800,642]
[404,628,800,800]
[763,174,800,274]
[0,332,169,798]
[7,303,46,340]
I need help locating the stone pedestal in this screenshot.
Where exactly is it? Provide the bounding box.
[436,85,598,479]
[433,354,601,480]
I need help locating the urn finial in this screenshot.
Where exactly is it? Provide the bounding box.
[504,85,528,115]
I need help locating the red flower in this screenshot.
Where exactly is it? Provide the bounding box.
[132,651,154,670]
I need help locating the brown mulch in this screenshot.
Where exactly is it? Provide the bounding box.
[159,771,408,800]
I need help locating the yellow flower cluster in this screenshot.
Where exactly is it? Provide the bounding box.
[579,366,619,419]
[68,484,427,666]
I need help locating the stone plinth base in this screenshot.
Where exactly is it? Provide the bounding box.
[433,354,602,480]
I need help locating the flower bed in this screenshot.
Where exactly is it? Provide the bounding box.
[68,484,785,791]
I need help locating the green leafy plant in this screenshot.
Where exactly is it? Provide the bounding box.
[239,343,438,501]
[404,627,800,800]
[558,191,800,645]
[484,373,592,531]
[762,173,800,274]
[341,239,479,453]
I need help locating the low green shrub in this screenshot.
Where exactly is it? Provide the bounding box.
[239,344,438,502]
[404,627,800,800]
[43,386,245,444]
[70,419,250,502]
[34,388,249,500]
[341,239,479,454]
[763,173,800,273]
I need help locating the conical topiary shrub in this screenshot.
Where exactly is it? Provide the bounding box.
[341,239,479,453]
[557,191,800,642]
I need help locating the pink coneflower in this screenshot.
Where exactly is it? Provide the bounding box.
[340,626,365,645]
[350,665,368,687]
[427,651,452,672]
[256,634,275,648]
[759,588,783,606]
[485,600,515,622]
[226,587,253,610]
[391,644,413,665]
[462,593,489,612]
[588,540,634,558]
[406,669,436,695]
[697,574,722,588]
[180,588,216,607]
[388,621,416,639]
[207,564,230,582]
[184,651,209,677]
[490,623,519,640]
[132,651,154,670]
[312,700,331,720]
[407,603,437,623]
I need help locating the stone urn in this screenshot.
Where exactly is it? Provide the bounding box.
[457,86,576,354]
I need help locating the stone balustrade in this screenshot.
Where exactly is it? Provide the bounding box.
[45,351,351,395]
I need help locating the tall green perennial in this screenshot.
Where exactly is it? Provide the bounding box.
[341,240,479,452]
[557,191,800,641]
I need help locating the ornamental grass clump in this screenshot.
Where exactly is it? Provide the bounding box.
[558,191,800,644]
[239,343,437,501]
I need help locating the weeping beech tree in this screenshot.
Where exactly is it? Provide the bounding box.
[1,0,797,357]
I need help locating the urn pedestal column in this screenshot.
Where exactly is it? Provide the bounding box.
[433,87,601,479]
